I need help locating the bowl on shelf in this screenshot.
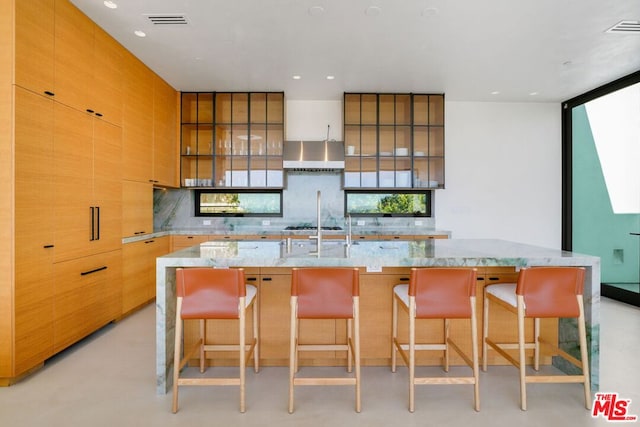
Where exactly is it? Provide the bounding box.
[414,151,425,156]
[380,151,392,156]
[395,147,409,156]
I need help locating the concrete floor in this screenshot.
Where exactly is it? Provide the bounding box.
[0,297,638,427]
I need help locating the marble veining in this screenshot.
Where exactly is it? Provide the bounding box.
[156,238,600,394]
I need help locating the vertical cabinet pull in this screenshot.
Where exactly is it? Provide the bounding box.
[90,206,101,241]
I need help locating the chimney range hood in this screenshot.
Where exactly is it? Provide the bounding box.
[282,140,345,170]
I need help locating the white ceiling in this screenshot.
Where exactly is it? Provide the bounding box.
[71,0,640,102]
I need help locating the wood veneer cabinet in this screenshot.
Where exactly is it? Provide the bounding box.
[344,93,445,189]
[1,0,177,383]
[53,250,121,353]
[122,181,153,238]
[122,236,169,315]
[13,88,55,375]
[14,0,55,97]
[123,52,179,186]
[53,102,122,262]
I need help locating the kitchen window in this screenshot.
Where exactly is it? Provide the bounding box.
[194,189,282,217]
[345,190,431,217]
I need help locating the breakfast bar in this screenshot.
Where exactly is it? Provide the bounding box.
[155,238,600,394]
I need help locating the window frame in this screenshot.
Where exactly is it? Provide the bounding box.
[344,190,432,217]
[194,189,283,217]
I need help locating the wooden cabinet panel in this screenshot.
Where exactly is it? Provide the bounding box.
[14,0,55,96]
[53,103,122,261]
[258,270,291,362]
[53,102,93,262]
[92,119,122,253]
[54,0,93,111]
[122,236,169,314]
[123,50,154,182]
[92,26,123,125]
[122,180,153,237]
[171,235,211,252]
[53,250,122,353]
[14,88,55,375]
[153,75,179,187]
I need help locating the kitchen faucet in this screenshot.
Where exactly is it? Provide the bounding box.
[309,190,322,247]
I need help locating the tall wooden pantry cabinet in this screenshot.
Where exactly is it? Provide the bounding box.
[0,0,178,385]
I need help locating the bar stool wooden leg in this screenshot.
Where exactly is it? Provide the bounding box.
[482,291,489,372]
[172,299,183,414]
[470,298,480,411]
[517,295,527,411]
[239,297,246,413]
[199,319,206,373]
[578,298,592,409]
[409,299,416,413]
[391,295,398,372]
[253,298,259,373]
[354,297,361,413]
[288,296,297,414]
[347,318,353,373]
[444,319,450,372]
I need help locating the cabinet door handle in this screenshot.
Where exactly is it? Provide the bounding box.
[247,277,257,281]
[399,277,410,281]
[43,244,54,249]
[144,240,155,244]
[262,277,272,281]
[86,108,94,114]
[80,266,108,276]
[44,91,55,97]
[488,277,500,281]
[95,112,103,117]
[96,206,100,240]
[90,207,95,241]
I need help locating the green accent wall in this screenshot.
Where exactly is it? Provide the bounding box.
[572,105,639,284]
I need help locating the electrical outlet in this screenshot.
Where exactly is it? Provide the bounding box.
[357,220,366,226]
[262,220,271,226]
[203,220,211,225]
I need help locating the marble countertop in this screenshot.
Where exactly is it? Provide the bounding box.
[158,238,599,269]
[124,227,450,244]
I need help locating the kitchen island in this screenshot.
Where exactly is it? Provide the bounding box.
[156,238,600,394]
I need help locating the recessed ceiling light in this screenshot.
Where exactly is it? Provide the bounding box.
[490,91,500,95]
[365,6,381,16]
[292,75,301,80]
[326,75,335,80]
[103,1,117,9]
[308,6,324,16]
[421,7,439,17]
[134,30,146,38]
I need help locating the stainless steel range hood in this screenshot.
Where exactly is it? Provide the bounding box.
[283,140,345,170]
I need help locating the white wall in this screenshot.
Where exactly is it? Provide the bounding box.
[437,102,562,248]
[285,100,563,249]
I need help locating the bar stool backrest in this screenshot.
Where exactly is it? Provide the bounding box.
[410,268,477,319]
[516,267,585,318]
[176,268,246,320]
[292,268,360,319]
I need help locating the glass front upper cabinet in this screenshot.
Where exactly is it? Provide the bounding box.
[343,93,444,189]
[180,92,284,188]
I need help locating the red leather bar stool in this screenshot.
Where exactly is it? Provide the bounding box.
[482,266,591,410]
[288,267,361,413]
[391,268,480,412]
[172,267,259,413]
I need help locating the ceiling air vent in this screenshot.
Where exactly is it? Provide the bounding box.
[144,14,189,25]
[606,20,640,34]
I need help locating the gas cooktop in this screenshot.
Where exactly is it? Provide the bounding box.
[284,226,343,231]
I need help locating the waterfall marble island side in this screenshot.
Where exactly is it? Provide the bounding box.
[156,238,600,394]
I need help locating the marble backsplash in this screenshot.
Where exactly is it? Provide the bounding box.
[153,172,438,234]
